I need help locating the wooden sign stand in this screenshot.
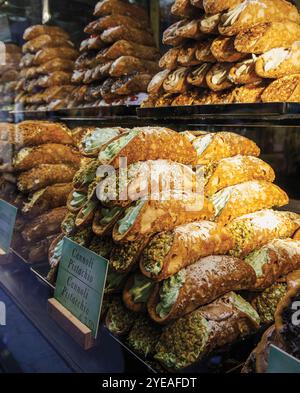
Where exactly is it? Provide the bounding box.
[48,298,96,350]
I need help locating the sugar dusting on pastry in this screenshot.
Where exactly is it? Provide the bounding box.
[262,47,289,71]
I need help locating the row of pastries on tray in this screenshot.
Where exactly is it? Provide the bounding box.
[15,124,295,371]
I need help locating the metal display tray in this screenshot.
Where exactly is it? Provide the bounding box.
[137,103,300,123]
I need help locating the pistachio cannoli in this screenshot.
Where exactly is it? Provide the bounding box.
[23,25,70,41]
[14,144,81,171]
[159,48,180,71]
[94,0,148,21]
[199,13,221,34]
[228,209,300,257]
[147,70,171,95]
[22,206,68,243]
[211,180,288,225]
[61,212,76,236]
[105,297,137,336]
[195,38,216,62]
[171,0,199,18]
[261,74,300,103]
[219,0,300,37]
[110,237,150,274]
[105,270,128,295]
[22,183,73,217]
[17,164,78,193]
[211,36,247,63]
[93,206,125,236]
[47,234,64,283]
[187,63,211,87]
[113,191,214,242]
[148,255,256,324]
[163,67,189,94]
[67,190,87,214]
[123,273,155,312]
[79,127,123,157]
[73,159,99,191]
[256,42,300,79]
[154,292,260,370]
[127,315,162,358]
[75,199,98,227]
[235,21,300,55]
[229,58,262,85]
[140,221,233,281]
[203,0,243,14]
[192,131,260,165]
[204,155,275,196]
[88,235,114,259]
[206,63,233,92]
[98,127,197,168]
[245,239,300,291]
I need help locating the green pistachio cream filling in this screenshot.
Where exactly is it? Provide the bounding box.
[244,248,270,278]
[154,311,210,370]
[83,128,120,154]
[70,191,87,208]
[99,129,140,162]
[99,206,122,226]
[49,239,64,268]
[61,212,76,235]
[105,269,126,292]
[232,293,260,327]
[129,274,155,304]
[117,200,145,235]
[73,159,99,187]
[156,270,186,319]
[77,200,97,220]
[142,232,174,275]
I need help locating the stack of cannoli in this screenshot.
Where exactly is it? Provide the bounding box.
[70,0,160,108]
[143,0,300,107]
[1,120,81,262]
[15,25,78,111]
[0,44,22,110]
[44,126,300,371]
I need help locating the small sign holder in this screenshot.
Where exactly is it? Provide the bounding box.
[47,237,109,350]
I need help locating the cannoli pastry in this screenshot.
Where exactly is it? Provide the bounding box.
[127,315,162,358]
[22,183,73,217]
[11,121,73,147]
[105,270,128,294]
[101,26,154,46]
[33,47,78,65]
[192,131,260,165]
[171,0,199,18]
[155,93,178,107]
[100,78,119,101]
[123,273,155,312]
[105,297,137,336]
[154,292,260,370]
[171,91,196,106]
[105,40,158,62]
[148,255,256,324]
[175,19,203,40]
[71,70,85,85]
[203,0,243,14]
[20,53,35,68]
[206,63,233,92]
[261,74,300,103]
[22,206,68,242]
[75,199,99,227]
[199,13,222,34]
[14,144,81,171]
[73,159,98,191]
[177,43,201,67]
[245,239,300,290]
[187,63,211,87]
[275,283,300,360]
[17,164,77,193]
[112,191,214,242]
[110,238,150,274]
[211,180,288,225]
[28,234,58,263]
[204,155,275,196]
[23,35,74,54]
[251,282,287,325]
[36,71,72,88]
[195,38,216,62]
[67,190,87,214]
[256,42,300,79]
[228,209,300,257]
[61,212,76,236]
[79,127,123,157]
[23,25,70,41]
[80,36,105,52]
[94,0,148,21]
[87,14,149,33]
[163,21,187,47]
[98,127,197,168]
[235,21,300,55]
[159,48,180,71]
[219,0,300,36]
[109,56,159,78]
[232,83,267,103]
[148,70,171,95]
[75,51,98,70]
[36,59,75,75]
[211,36,247,63]
[191,0,204,8]
[163,67,189,94]
[140,221,234,281]
[92,206,124,236]
[294,229,300,240]
[229,58,262,85]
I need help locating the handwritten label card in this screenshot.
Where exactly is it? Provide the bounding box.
[54,237,109,338]
[0,199,17,254]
